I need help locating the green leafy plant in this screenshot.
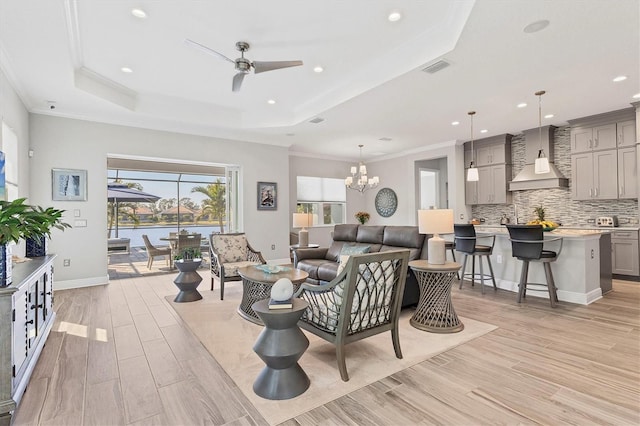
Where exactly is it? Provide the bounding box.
[0,198,71,245]
[354,211,370,225]
[534,205,546,221]
[174,246,202,261]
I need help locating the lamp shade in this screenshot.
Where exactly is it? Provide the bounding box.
[535,156,550,174]
[293,213,311,228]
[467,167,479,182]
[418,209,454,235]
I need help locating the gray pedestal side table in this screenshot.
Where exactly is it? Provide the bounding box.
[237,265,309,325]
[408,260,464,333]
[252,298,310,400]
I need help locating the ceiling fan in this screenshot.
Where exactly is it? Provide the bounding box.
[184,39,303,92]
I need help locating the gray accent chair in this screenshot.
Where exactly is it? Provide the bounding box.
[294,250,409,382]
[209,233,266,299]
[141,235,171,269]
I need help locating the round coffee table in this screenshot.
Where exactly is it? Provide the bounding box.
[237,265,309,325]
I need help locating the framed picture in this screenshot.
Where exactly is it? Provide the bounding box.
[257,181,277,210]
[52,168,87,201]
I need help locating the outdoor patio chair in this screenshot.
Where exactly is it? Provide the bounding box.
[141,234,171,269]
[294,250,409,382]
[209,233,266,299]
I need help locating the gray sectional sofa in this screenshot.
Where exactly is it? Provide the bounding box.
[292,224,428,307]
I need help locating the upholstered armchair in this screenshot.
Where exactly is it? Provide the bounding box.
[294,250,409,382]
[209,233,266,300]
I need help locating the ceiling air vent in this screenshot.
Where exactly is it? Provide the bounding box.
[422,59,450,74]
[378,137,392,142]
[309,117,325,124]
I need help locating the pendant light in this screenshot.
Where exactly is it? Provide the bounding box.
[534,90,550,174]
[466,111,479,182]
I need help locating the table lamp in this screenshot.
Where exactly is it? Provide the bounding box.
[418,209,454,265]
[293,213,312,247]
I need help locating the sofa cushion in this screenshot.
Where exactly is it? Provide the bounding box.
[212,234,247,263]
[318,262,340,282]
[383,226,424,249]
[296,258,331,281]
[333,224,359,241]
[356,226,385,244]
[380,245,421,261]
[326,241,348,262]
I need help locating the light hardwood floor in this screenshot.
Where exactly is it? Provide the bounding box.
[12,272,640,425]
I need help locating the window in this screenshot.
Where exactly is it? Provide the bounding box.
[1,122,19,201]
[296,176,346,226]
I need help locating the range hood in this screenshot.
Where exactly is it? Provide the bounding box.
[509,125,568,191]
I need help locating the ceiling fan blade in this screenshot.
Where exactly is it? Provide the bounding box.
[232,72,246,92]
[184,38,235,64]
[252,60,303,74]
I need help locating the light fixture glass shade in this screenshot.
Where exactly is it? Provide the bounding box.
[418,209,454,265]
[535,155,550,174]
[467,166,479,182]
[345,144,379,193]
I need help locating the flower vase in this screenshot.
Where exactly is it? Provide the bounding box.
[173,259,203,302]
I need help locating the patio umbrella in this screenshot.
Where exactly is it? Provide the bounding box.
[108,184,160,238]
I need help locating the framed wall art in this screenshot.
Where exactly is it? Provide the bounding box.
[52,168,87,201]
[257,181,277,210]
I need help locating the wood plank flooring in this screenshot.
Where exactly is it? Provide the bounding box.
[12,274,640,425]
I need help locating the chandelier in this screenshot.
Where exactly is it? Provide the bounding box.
[345,144,379,193]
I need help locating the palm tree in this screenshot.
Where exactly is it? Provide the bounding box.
[191,180,226,232]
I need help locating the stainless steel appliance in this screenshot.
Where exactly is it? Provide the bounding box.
[596,216,619,227]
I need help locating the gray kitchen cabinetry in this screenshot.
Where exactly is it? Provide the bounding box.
[570,123,617,153]
[617,120,637,147]
[464,134,512,205]
[0,255,56,424]
[571,150,618,200]
[618,146,638,199]
[611,230,640,277]
[569,108,637,201]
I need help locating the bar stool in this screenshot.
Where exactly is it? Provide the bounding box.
[444,240,459,279]
[454,224,497,294]
[506,225,563,308]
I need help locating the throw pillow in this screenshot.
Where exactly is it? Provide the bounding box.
[337,244,370,275]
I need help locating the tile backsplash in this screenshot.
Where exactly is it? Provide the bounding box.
[471,126,639,226]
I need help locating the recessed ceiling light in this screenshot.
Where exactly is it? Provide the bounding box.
[523,19,550,33]
[388,11,402,22]
[633,93,640,99]
[613,75,627,82]
[313,66,324,73]
[544,114,554,119]
[517,103,527,108]
[120,67,133,73]
[267,99,276,105]
[480,129,488,134]
[451,121,460,126]
[131,8,147,18]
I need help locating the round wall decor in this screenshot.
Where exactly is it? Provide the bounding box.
[375,187,398,217]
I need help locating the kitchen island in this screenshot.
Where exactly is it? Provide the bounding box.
[455,226,611,305]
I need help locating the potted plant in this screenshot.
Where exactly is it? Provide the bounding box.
[172,246,203,302]
[355,211,370,225]
[0,198,71,286]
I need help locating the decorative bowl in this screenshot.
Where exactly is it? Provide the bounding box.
[542,226,557,232]
[256,264,289,274]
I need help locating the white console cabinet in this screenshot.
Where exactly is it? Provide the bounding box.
[0,255,55,425]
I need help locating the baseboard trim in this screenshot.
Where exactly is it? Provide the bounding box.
[55,275,108,290]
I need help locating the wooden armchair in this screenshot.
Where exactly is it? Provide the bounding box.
[294,250,409,381]
[209,233,266,300]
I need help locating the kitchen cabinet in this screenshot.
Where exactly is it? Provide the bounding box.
[570,124,617,153]
[617,120,637,147]
[0,255,56,424]
[465,174,478,205]
[478,165,510,204]
[571,150,619,200]
[464,134,512,205]
[618,146,638,199]
[611,230,640,276]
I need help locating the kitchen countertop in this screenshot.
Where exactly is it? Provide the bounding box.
[474,224,640,232]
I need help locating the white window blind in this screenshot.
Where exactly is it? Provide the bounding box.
[297,176,346,202]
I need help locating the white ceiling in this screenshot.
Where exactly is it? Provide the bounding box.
[1,0,638,162]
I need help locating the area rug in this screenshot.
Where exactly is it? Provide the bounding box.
[167,286,497,425]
